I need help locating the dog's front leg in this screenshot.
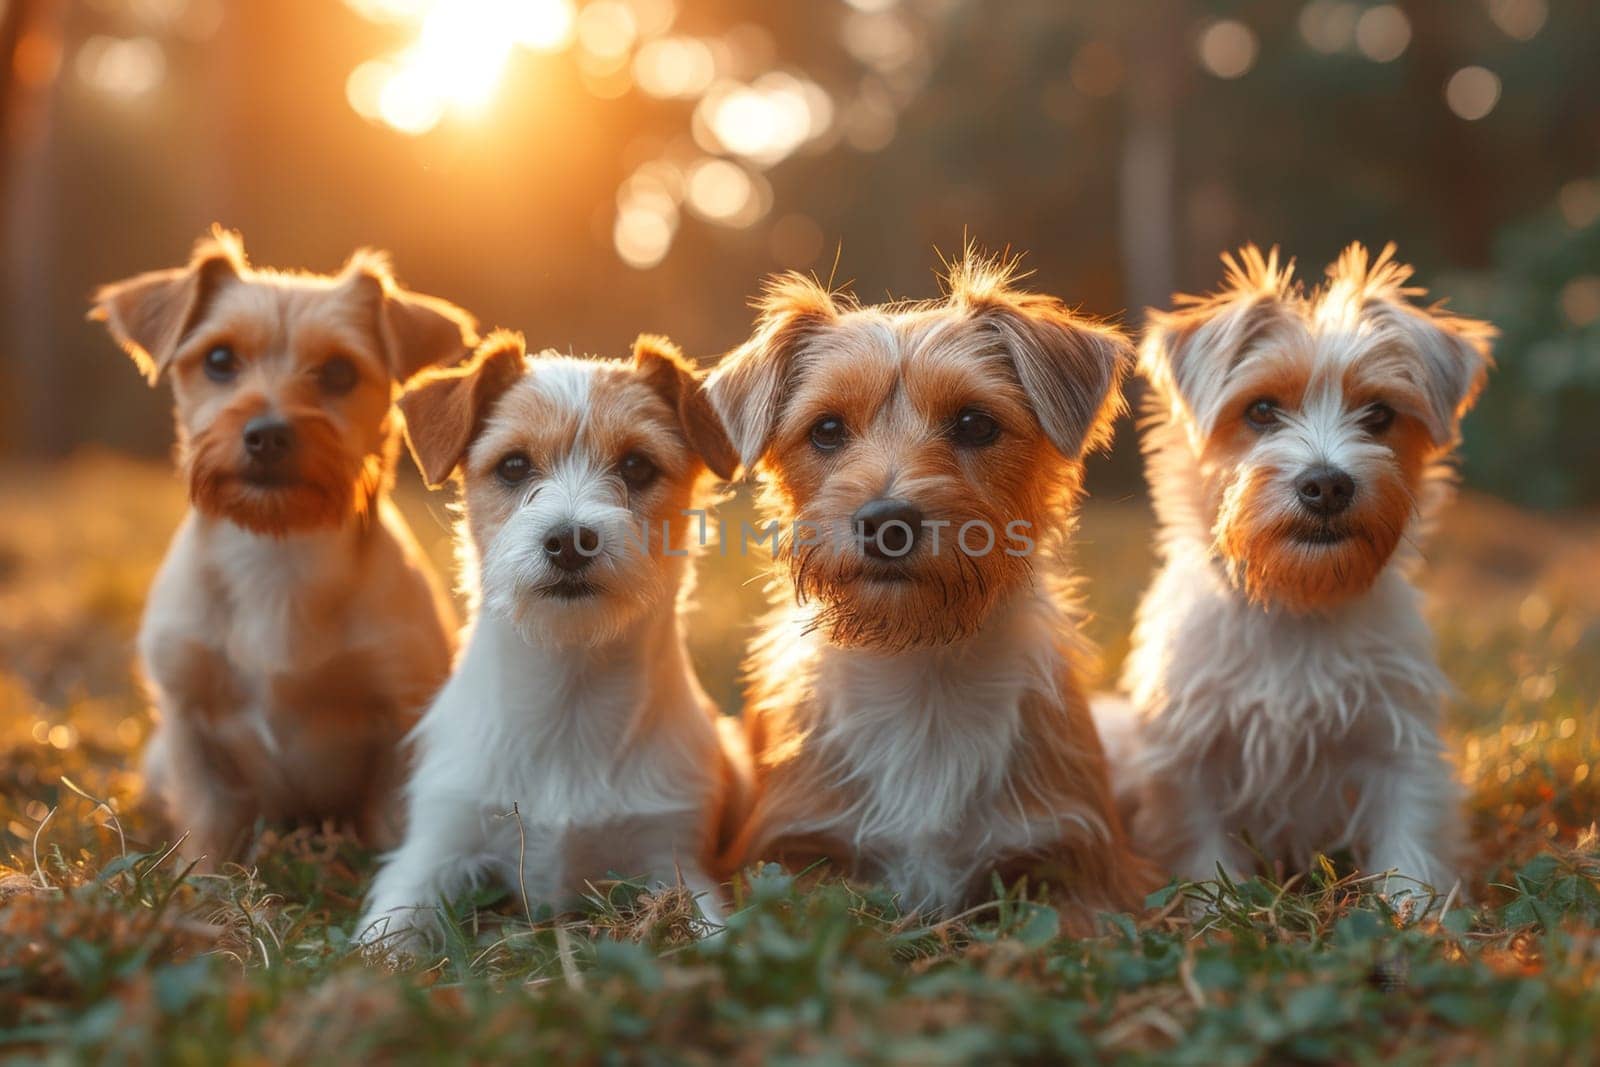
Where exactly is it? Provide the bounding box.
[142,717,256,870]
[357,797,489,959]
[1136,776,1252,885]
[1357,745,1463,902]
[678,864,727,929]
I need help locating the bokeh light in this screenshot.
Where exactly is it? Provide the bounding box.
[1298,0,1358,54]
[685,157,767,227]
[694,73,830,167]
[76,35,166,98]
[614,206,676,269]
[1560,277,1600,328]
[626,0,678,38]
[1197,19,1258,80]
[1558,180,1600,230]
[345,59,393,122]
[1446,65,1502,121]
[1487,0,1549,41]
[575,0,638,62]
[1354,5,1410,63]
[634,36,716,99]
[841,81,897,152]
[841,10,918,74]
[378,63,448,135]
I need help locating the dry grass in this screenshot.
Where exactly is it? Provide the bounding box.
[0,453,1596,1063]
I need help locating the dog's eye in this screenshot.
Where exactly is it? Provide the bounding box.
[495,452,533,486]
[1244,398,1280,430]
[951,409,1000,447]
[810,416,847,452]
[618,451,658,489]
[203,345,238,383]
[1361,402,1395,435]
[318,356,359,395]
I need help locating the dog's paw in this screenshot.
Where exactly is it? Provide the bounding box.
[352,910,434,968]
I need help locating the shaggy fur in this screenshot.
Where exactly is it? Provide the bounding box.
[708,249,1152,929]
[1098,244,1493,895]
[90,228,475,864]
[357,334,745,955]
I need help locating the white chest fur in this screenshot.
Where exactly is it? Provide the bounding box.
[1123,546,1451,862]
[790,595,1079,909]
[404,612,718,900]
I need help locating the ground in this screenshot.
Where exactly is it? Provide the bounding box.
[1,453,1597,1064]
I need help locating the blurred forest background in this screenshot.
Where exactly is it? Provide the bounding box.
[0,0,1597,505]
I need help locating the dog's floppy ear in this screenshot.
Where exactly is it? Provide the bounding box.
[705,274,839,472]
[89,226,245,384]
[399,330,526,488]
[1323,242,1493,445]
[1140,245,1301,436]
[947,249,1133,460]
[341,250,479,383]
[633,334,740,481]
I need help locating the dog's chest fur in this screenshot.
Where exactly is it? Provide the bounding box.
[140,516,406,814]
[1125,551,1448,839]
[413,614,719,899]
[769,597,1074,909]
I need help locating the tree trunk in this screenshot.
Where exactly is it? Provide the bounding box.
[1118,6,1184,325]
[2,0,68,456]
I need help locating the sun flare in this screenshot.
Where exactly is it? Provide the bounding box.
[344,0,577,133]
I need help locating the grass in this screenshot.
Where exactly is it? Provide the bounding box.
[1,453,1597,1064]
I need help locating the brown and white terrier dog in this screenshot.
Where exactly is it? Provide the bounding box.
[91,228,475,864]
[706,250,1151,928]
[1097,244,1491,897]
[359,333,745,953]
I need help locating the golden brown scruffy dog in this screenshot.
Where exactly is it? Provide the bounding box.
[705,249,1152,929]
[91,228,475,864]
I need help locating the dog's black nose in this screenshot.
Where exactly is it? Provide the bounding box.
[544,525,601,573]
[242,416,295,466]
[854,498,923,560]
[1296,466,1356,516]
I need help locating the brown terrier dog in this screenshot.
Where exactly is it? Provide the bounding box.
[706,249,1151,929]
[92,228,474,864]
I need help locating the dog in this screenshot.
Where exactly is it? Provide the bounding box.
[705,249,1151,928]
[91,228,474,864]
[1099,244,1492,896]
[357,332,744,954]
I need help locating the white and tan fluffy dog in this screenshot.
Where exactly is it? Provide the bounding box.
[707,251,1151,930]
[1099,244,1492,895]
[357,332,743,953]
[91,229,474,864]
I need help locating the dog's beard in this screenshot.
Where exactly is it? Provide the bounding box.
[785,523,1030,652]
[186,414,380,537]
[1214,464,1413,613]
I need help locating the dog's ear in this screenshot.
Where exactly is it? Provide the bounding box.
[340,250,479,383]
[1324,242,1493,445]
[947,250,1133,460]
[1140,245,1300,436]
[398,331,526,488]
[89,226,245,384]
[705,274,839,472]
[633,334,740,481]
